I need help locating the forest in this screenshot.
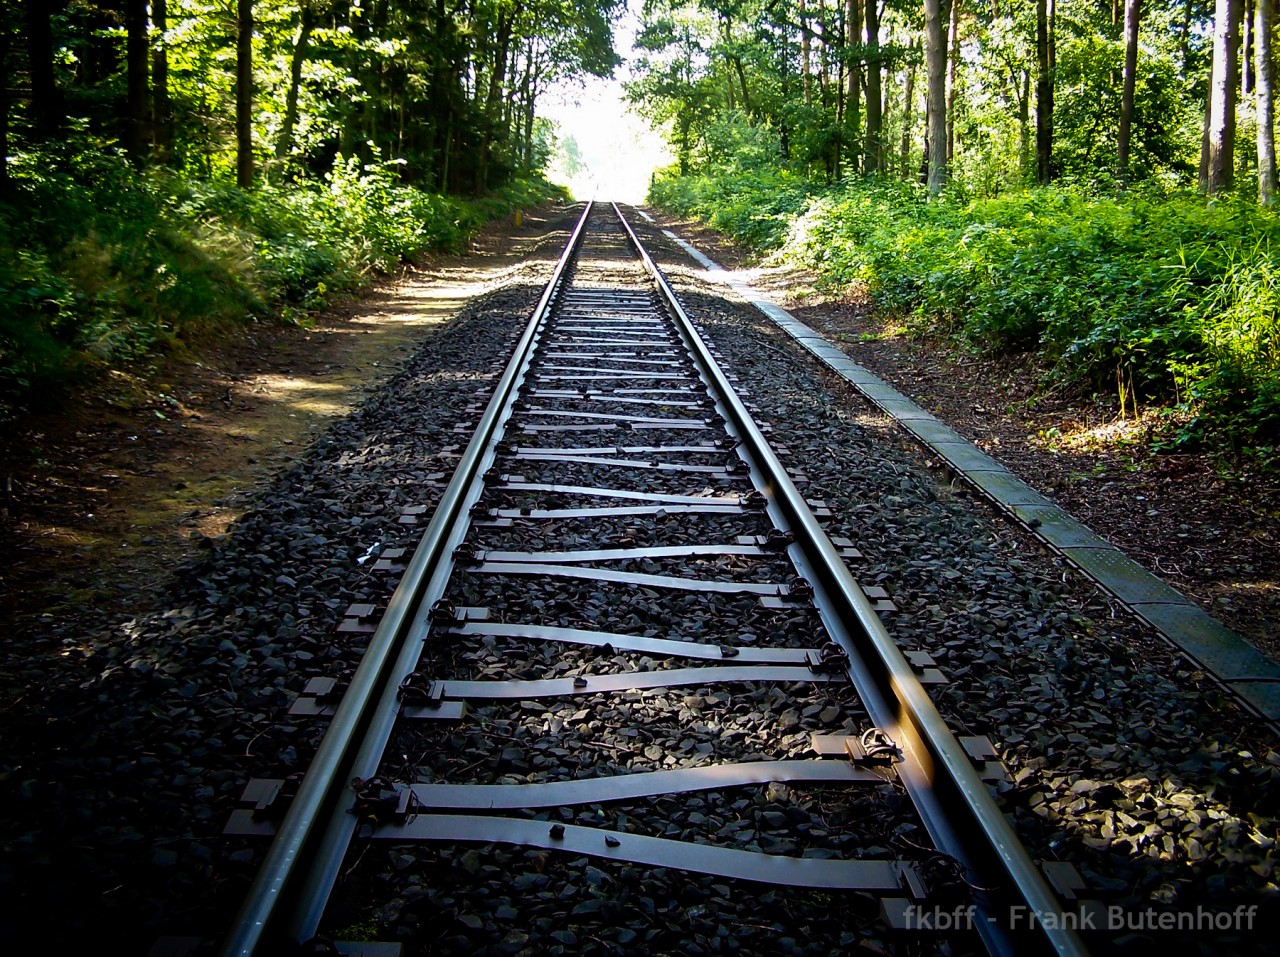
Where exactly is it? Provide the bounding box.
[0,0,621,415]
[630,0,1280,462]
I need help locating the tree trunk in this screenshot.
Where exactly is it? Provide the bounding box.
[846,0,862,171]
[845,0,859,108]
[25,0,61,140]
[277,2,317,163]
[732,55,752,116]
[925,0,948,194]
[1035,0,1055,183]
[1208,0,1242,193]
[1245,0,1256,94]
[946,0,960,162]
[1200,81,1213,186]
[801,0,813,105]
[901,39,918,176]
[237,0,254,188]
[1020,67,1031,175]
[152,0,172,160]
[834,3,845,177]
[124,0,149,164]
[475,13,512,192]
[864,0,882,171]
[1259,0,1277,202]
[1179,0,1195,69]
[0,24,9,191]
[1117,0,1141,185]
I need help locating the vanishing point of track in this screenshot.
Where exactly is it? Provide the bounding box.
[217,203,1088,957]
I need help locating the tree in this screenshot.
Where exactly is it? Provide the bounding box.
[24,0,62,141]
[275,0,318,165]
[0,23,7,191]
[1036,0,1055,183]
[946,0,960,162]
[1117,0,1141,184]
[1259,0,1277,202]
[236,0,254,188]
[1207,0,1241,193]
[925,0,949,194]
[864,0,883,171]
[124,0,150,164]
[152,0,172,159]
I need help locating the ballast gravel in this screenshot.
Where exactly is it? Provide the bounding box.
[628,214,1280,954]
[0,216,577,951]
[3,204,1276,957]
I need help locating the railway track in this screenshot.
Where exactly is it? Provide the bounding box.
[214,203,1088,956]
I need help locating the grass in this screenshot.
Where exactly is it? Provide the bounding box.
[0,144,567,418]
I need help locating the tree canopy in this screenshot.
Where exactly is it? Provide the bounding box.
[0,0,622,414]
[3,0,623,192]
[624,0,1271,197]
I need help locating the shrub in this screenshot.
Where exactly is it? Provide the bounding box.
[0,146,563,416]
[649,171,1280,461]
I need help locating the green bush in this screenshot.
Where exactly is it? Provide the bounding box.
[650,171,1280,460]
[0,146,563,415]
[650,167,812,250]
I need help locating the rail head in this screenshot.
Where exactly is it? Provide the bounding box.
[611,202,1087,957]
[218,201,595,957]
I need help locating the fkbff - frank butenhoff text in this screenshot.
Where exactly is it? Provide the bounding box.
[900,903,1261,932]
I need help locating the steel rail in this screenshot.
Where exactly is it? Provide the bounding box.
[217,202,595,957]
[613,203,1087,957]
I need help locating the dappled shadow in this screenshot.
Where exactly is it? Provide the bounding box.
[0,207,576,631]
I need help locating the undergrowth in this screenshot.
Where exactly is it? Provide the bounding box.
[651,170,1280,465]
[0,145,567,417]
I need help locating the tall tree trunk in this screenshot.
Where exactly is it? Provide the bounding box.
[475,13,512,192]
[817,10,831,108]
[1245,0,1256,94]
[864,0,882,171]
[1208,0,1242,193]
[901,39,918,176]
[1179,0,1195,69]
[845,0,859,106]
[834,3,845,176]
[236,0,254,188]
[25,0,61,140]
[0,24,9,191]
[125,0,149,164]
[946,0,960,162]
[277,2,316,162]
[1020,67,1031,175]
[801,0,813,105]
[925,0,948,194]
[1200,81,1213,186]
[732,55,752,116]
[152,0,172,160]
[1035,0,1055,183]
[1117,0,1141,185]
[1259,0,1277,202]
[846,0,862,171]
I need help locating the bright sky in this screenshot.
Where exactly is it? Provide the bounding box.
[540,0,673,204]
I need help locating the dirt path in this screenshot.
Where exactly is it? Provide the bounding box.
[1,207,565,634]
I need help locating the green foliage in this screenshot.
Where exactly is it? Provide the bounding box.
[0,146,563,414]
[1052,34,1196,185]
[650,165,811,250]
[651,171,1280,460]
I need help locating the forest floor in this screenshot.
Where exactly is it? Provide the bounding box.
[650,209,1280,667]
[0,207,563,637]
